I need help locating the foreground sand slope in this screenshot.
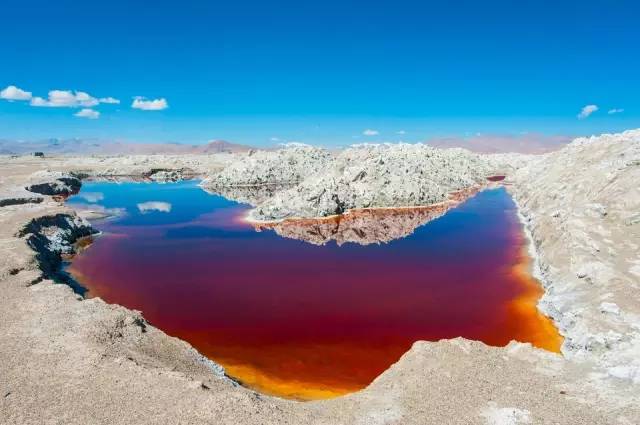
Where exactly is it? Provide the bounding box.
[1,134,639,424]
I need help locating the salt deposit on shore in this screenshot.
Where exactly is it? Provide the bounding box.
[511,129,640,396]
[1,131,639,424]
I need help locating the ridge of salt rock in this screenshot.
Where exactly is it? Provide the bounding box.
[248,144,496,220]
[202,145,333,188]
[202,144,526,220]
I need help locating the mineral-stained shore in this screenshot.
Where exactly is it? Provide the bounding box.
[1,131,639,424]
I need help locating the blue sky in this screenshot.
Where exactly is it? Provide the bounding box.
[1,0,638,146]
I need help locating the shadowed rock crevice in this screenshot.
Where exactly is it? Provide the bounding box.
[0,196,44,207]
[25,175,81,197]
[18,213,97,294]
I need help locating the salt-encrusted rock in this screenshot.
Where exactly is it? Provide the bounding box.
[18,213,97,283]
[25,171,81,196]
[202,183,294,206]
[145,168,197,182]
[201,143,528,220]
[250,144,494,220]
[0,195,44,207]
[56,153,239,180]
[202,145,333,188]
[511,128,640,386]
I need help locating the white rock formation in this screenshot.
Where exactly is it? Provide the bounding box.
[202,145,333,188]
[205,143,497,220]
[254,144,497,220]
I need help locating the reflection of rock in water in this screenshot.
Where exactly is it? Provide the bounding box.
[203,184,295,206]
[254,187,479,246]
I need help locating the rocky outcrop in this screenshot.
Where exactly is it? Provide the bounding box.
[511,129,640,387]
[25,171,82,197]
[203,144,503,221]
[143,168,198,182]
[18,213,97,288]
[1,170,81,208]
[55,153,238,181]
[202,145,333,188]
[203,183,295,206]
[0,196,44,207]
[247,144,495,220]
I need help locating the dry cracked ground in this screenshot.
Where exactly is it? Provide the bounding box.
[1,130,639,424]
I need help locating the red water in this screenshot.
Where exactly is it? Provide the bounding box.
[67,184,561,400]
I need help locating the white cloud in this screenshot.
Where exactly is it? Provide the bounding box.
[396,130,406,135]
[363,129,379,136]
[608,108,624,115]
[137,201,172,213]
[3,85,117,109]
[577,104,598,119]
[29,97,48,106]
[1,85,33,101]
[72,91,98,106]
[131,96,168,110]
[99,96,120,104]
[270,137,281,142]
[31,90,99,108]
[74,108,100,119]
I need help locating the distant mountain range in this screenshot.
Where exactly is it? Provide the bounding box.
[424,133,572,154]
[0,133,572,156]
[0,138,255,156]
